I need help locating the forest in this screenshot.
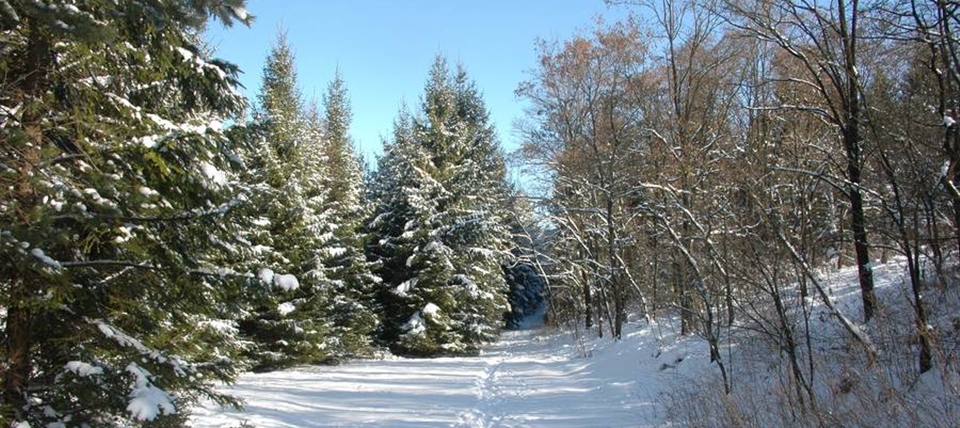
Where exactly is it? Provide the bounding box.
[1,0,959,426]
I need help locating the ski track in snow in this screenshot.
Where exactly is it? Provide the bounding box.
[191,322,696,428]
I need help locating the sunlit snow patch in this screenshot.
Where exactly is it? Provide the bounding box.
[277,302,296,316]
[273,274,299,292]
[423,303,440,316]
[258,268,275,285]
[126,363,176,421]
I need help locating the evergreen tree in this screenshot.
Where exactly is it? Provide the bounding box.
[0,1,254,425]
[236,31,334,371]
[502,189,548,328]
[323,69,364,205]
[369,57,512,356]
[316,74,380,358]
[367,108,421,347]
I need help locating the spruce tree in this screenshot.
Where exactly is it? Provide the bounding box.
[236,31,335,370]
[0,1,254,425]
[369,57,511,356]
[317,73,380,358]
[446,64,513,343]
[323,70,364,204]
[367,108,421,347]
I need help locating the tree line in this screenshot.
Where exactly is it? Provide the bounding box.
[517,0,959,421]
[0,1,540,426]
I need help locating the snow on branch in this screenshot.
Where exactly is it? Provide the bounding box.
[401,311,427,336]
[50,198,245,224]
[273,274,299,291]
[30,248,62,269]
[63,360,104,378]
[256,268,299,291]
[89,319,190,376]
[125,363,176,421]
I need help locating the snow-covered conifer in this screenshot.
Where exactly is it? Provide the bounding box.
[368,57,511,355]
[234,32,335,370]
[316,74,380,358]
[0,1,254,425]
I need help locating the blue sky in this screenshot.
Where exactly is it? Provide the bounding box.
[204,0,631,165]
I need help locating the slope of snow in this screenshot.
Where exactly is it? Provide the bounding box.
[191,318,714,427]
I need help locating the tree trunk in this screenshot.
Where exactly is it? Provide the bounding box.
[606,197,626,339]
[906,239,933,373]
[678,260,693,335]
[614,290,625,340]
[840,0,876,323]
[582,270,593,329]
[952,170,960,260]
[4,22,52,421]
[845,126,876,322]
[3,280,32,421]
[946,122,960,261]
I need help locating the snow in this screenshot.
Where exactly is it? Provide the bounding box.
[199,162,227,187]
[258,268,275,285]
[192,258,959,427]
[401,311,426,336]
[30,248,61,269]
[251,244,273,254]
[453,274,481,298]
[273,274,299,292]
[423,240,443,252]
[139,135,159,148]
[174,46,230,81]
[422,302,441,316]
[321,246,348,258]
[145,113,178,132]
[64,361,103,377]
[93,320,189,376]
[0,103,21,132]
[199,320,238,336]
[230,6,249,21]
[126,363,176,421]
[113,225,133,244]
[138,186,159,197]
[207,120,224,133]
[192,315,711,427]
[944,116,956,127]
[83,188,116,208]
[395,277,417,296]
[277,302,296,316]
[175,47,195,62]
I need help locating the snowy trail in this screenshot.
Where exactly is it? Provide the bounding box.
[190,259,958,428]
[191,323,705,427]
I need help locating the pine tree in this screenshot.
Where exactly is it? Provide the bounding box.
[369,57,511,356]
[235,31,334,371]
[367,108,421,346]
[0,1,254,425]
[316,73,380,358]
[446,63,514,343]
[323,69,364,205]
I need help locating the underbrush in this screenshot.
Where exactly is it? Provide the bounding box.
[663,260,960,427]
